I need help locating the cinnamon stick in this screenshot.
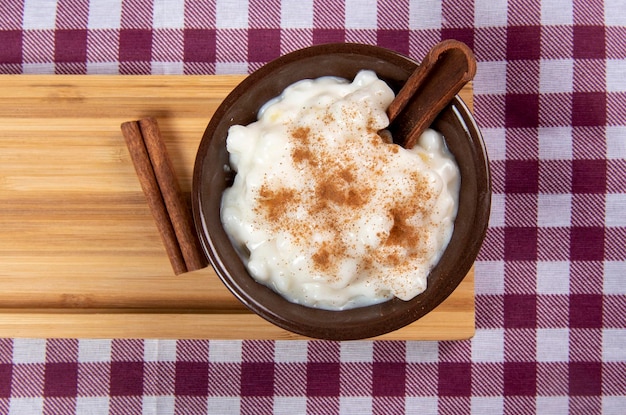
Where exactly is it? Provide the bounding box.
[121,120,187,275]
[387,39,476,149]
[121,118,207,275]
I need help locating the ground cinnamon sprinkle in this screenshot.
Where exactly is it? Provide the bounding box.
[312,241,332,271]
[291,126,311,141]
[292,147,314,165]
[387,207,413,247]
[383,173,434,264]
[316,181,345,205]
[257,185,298,221]
[291,127,317,166]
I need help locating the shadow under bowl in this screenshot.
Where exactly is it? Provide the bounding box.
[192,43,491,340]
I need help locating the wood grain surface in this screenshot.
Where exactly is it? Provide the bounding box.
[0,75,474,340]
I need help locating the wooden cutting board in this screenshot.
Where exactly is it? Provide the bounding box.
[0,75,474,340]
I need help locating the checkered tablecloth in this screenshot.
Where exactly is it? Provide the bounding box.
[1,0,624,414]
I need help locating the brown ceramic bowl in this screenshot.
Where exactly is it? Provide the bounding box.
[192,43,490,340]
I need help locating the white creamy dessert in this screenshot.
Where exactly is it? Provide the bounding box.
[221,70,460,310]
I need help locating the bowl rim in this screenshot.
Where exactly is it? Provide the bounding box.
[192,42,491,340]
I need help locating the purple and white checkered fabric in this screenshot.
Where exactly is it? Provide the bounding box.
[1,0,625,414]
